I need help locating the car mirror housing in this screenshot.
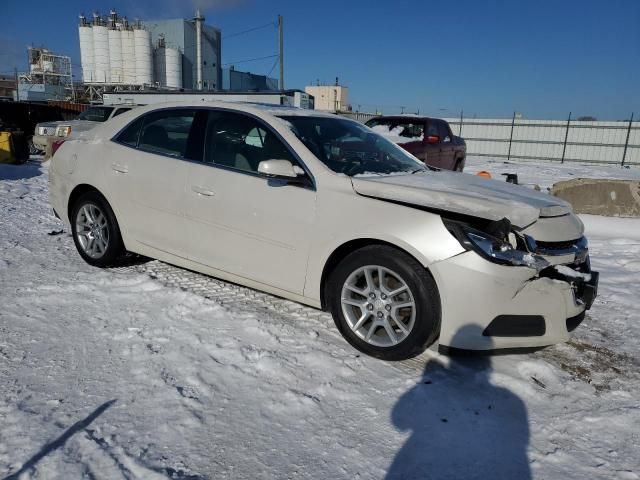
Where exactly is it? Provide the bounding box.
[258,159,300,178]
[426,135,440,144]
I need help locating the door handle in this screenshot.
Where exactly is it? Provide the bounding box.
[112,163,128,174]
[191,185,215,196]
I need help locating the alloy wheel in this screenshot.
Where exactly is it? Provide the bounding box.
[340,265,416,347]
[75,203,110,259]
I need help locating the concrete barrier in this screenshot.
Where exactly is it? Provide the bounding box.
[551,179,640,217]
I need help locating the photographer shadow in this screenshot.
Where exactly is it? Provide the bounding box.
[387,325,531,480]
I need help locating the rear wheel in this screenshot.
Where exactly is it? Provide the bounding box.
[454,158,464,172]
[327,245,441,360]
[70,191,124,267]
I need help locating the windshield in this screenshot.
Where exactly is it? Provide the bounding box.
[279,116,428,176]
[77,106,114,122]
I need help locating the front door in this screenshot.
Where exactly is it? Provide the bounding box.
[184,110,316,295]
[425,120,443,167]
[436,120,456,170]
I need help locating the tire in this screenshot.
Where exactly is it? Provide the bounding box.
[70,191,124,267]
[28,137,41,156]
[454,158,464,172]
[327,245,441,361]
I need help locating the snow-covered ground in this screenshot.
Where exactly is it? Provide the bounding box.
[1,158,639,479]
[464,156,640,191]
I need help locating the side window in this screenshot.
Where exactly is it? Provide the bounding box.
[397,122,424,139]
[116,116,144,147]
[204,112,297,173]
[138,110,197,158]
[437,121,452,143]
[426,121,439,140]
[245,127,266,147]
[112,107,131,117]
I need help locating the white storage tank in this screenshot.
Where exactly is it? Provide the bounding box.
[154,47,167,87]
[108,28,123,83]
[79,17,94,83]
[92,18,110,83]
[121,28,136,84]
[165,47,182,89]
[134,27,153,85]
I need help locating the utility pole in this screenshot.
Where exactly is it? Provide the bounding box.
[561,112,571,163]
[621,112,634,167]
[278,15,284,91]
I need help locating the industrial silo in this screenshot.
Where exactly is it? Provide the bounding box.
[92,14,110,83]
[134,25,153,85]
[165,47,182,89]
[108,30,123,83]
[78,15,94,83]
[120,23,136,85]
[154,45,167,87]
[107,11,123,84]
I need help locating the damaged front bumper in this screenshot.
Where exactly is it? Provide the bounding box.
[430,250,599,353]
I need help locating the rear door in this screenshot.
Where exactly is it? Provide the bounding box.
[395,120,427,162]
[183,110,316,294]
[106,108,205,255]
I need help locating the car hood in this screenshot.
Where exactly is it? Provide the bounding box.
[350,170,572,228]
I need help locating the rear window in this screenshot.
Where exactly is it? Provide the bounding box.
[116,117,144,147]
[112,107,131,117]
[137,110,197,158]
[366,118,425,140]
[77,107,114,122]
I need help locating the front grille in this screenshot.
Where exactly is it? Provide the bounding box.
[536,238,582,250]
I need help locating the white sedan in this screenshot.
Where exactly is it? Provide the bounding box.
[49,101,598,360]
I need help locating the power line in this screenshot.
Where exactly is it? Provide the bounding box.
[223,54,278,67]
[222,21,276,40]
[266,57,279,77]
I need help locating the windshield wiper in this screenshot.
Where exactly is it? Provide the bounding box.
[410,168,428,174]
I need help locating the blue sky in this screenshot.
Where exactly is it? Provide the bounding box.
[2,0,638,119]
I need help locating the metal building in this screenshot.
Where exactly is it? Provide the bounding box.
[143,16,221,90]
[222,66,278,92]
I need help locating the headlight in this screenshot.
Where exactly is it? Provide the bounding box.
[444,219,549,270]
[56,126,72,137]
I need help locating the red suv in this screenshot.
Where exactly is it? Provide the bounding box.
[365,116,466,171]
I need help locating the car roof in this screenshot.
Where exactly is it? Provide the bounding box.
[368,115,440,122]
[108,100,338,120]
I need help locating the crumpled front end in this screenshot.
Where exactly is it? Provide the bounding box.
[431,216,598,352]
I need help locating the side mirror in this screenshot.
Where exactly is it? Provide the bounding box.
[426,135,440,144]
[258,159,307,180]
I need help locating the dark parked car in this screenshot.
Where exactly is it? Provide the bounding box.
[365,116,466,171]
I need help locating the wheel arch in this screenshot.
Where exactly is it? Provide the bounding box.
[319,238,431,310]
[67,184,111,223]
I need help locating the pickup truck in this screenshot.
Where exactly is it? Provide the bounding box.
[33,105,134,153]
[365,115,466,171]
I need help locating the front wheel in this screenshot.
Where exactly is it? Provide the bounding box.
[327,245,441,360]
[28,137,41,156]
[70,191,124,267]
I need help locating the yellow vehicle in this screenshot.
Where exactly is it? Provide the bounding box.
[0,131,29,164]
